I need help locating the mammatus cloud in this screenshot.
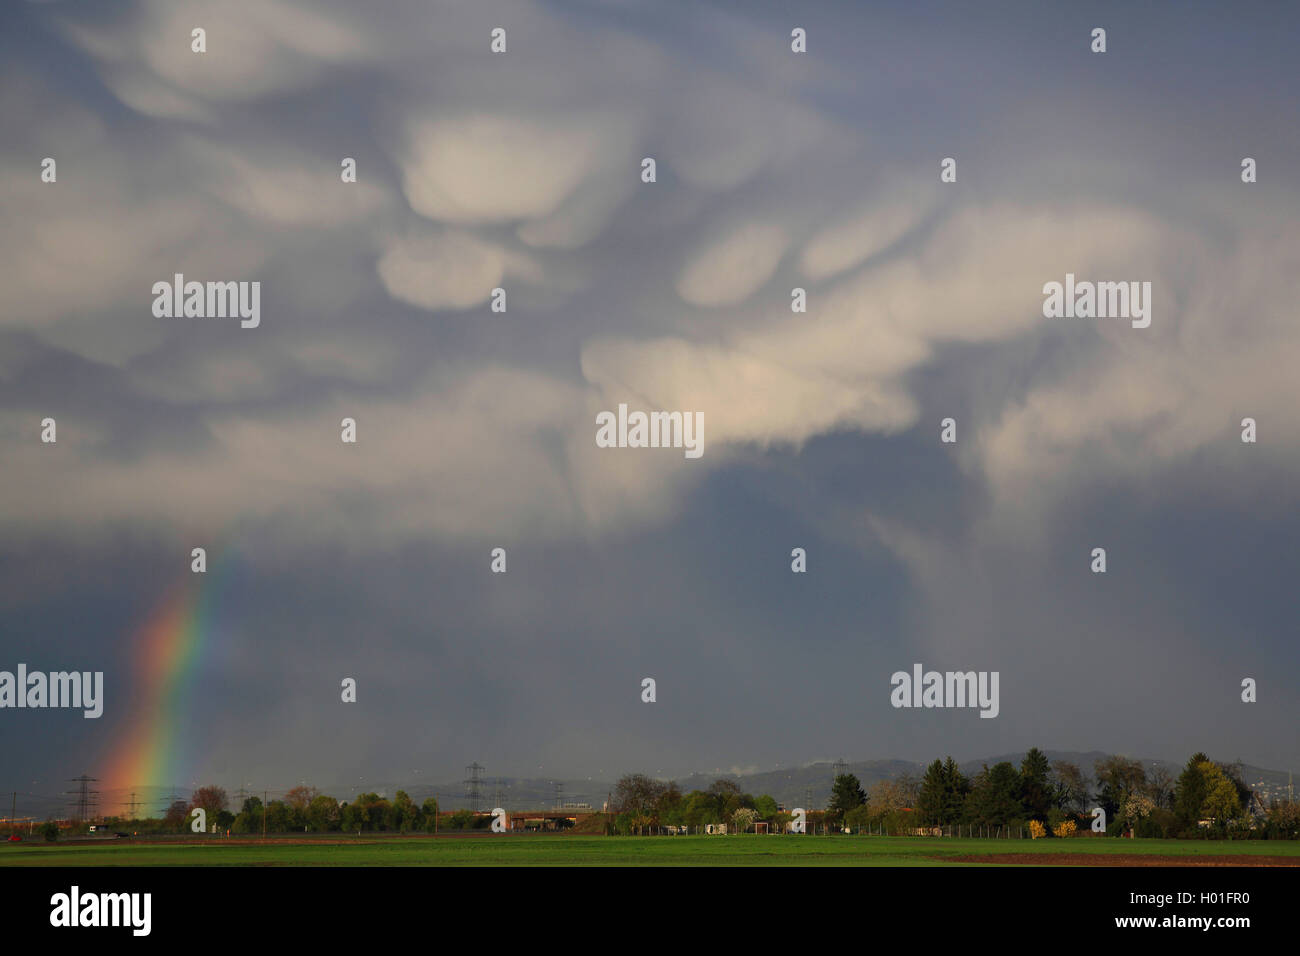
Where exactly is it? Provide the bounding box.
[397,114,627,226]
[798,189,936,281]
[4,0,1300,784]
[376,230,509,312]
[3,184,1298,552]
[59,0,377,121]
[675,221,790,307]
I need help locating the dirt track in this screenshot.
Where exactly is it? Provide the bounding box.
[947,853,1300,867]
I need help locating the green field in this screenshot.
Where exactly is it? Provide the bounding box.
[4,834,1299,866]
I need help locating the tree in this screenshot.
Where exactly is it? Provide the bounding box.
[1050,760,1088,813]
[264,800,292,832]
[1094,756,1146,828]
[189,786,228,830]
[1200,764,1242,825]
[447,809,475,830]
[1144,765,1175,809]
[349,793,390,831]
[917,760,948,825]
[919,757,969,825]
[894,773,920,809]
[678,780,751,827]
[679,791,715,828]
[656,782,684,826]
[190,785,227,812]
[829,773,866,810]
[612,774,679,833]
[1174,752,1211,829]
[342,794,391,832]
[1215,761,1252,814]
[827,773,866,828]
[844,805,872,832]
[707,779,741,797]
[421,797,440,832]
[284,785,319,811]
[942,758,971,822]
[232,797,262,834]
[1120,793,1156,833]
[965,763,1023,826]
[335,801,353,831]
[388,791,416,831]
[307,794,340,832]
[163,799,188,831]
[866,779,908,817]
[613,774,668,815]
[1264,799,1300,839]
[1019,748,1052,820]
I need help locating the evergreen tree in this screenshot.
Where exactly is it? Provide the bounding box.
[942,757,970,823]
[1019,747,1052,820]
[1174,752,1211,827]
[917,760,947,825]
[966,762,1023,826]
[827,773,866,827]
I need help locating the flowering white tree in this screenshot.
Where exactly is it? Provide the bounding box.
[1121,793,1156,832]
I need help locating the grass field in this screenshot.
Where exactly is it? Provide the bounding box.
[4,834,1299,866]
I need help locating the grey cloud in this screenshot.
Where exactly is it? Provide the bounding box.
[3,0,1299,787]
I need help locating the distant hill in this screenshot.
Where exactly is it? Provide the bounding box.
[414,752,1295,812]
[701,751,1297,810]
[18,752,1294,821]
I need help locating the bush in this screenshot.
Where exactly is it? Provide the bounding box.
[1263,800,1300,839]
[42,821,59,842]
[1052,820,1077,838]
[448,809,477,830]
[1028,820,1047,839]
[844,805,872,832]
[1136,808,1177,839]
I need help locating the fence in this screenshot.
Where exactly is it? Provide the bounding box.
[848,823,1032,838]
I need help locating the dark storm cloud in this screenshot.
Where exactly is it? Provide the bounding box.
[2,0,1298,801]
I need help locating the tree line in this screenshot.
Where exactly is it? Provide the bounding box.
[58,749,1300,840]
[92,785,465,835]
[859,748,1298,839]
[609,749,1300,839]
[609,774,786,835]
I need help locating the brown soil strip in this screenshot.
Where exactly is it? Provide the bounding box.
[945,853,1300,867]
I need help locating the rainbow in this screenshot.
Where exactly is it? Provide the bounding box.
[98,554,229,798]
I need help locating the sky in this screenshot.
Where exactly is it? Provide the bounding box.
[2,0,1298,808]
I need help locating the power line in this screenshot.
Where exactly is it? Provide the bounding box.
[67,775,99,822]
[158,789,185,816]
[233,784,256,813]
[464,763,485,812]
